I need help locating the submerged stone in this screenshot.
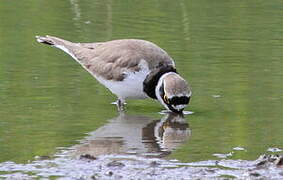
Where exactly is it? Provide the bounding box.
[79,154,97,161]
[106,161,125,168]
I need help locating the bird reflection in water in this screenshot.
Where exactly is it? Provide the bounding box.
[142,113,190,157]
[72,113,191,158]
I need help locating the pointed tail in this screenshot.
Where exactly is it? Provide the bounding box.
[35,35,81,61]
[35,35,73,47]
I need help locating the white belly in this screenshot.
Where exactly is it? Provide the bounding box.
[96,66,150,99]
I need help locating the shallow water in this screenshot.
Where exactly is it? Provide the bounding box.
[0,0,283,178]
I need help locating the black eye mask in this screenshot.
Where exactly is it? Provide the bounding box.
[168,96,190,106]
[158,84,190,113]
[161,85,191,113]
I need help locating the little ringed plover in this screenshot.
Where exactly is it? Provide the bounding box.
[36,35,191,113]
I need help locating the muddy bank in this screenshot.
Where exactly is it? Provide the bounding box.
[0,153,282,179]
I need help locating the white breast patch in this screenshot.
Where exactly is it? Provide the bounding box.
[95,60,151,100]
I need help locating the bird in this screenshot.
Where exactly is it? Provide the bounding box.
[35,35,191,113]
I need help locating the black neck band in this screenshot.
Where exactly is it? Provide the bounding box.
[143,65,177,99]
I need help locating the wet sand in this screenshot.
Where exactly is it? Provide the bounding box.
[0,152,282,179]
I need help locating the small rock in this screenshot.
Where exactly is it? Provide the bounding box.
[149,161,160,167]
[256,154,283,168]
[107,161,125,167]
[276,156,283,167]
[91,174,100,180]
[91,175,97,180]
[205,169,215,173]
[34,155,51,160]
[79,154,97,161]
[105,171,113,176]
[250,172,261,177]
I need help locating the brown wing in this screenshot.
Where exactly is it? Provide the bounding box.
[74,39,175,81]
[37,36,175,81]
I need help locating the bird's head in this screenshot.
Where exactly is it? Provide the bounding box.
[155,72,191,113]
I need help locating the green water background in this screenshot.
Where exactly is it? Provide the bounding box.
[0,0,282,163]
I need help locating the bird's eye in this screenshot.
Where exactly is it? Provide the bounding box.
[163,95,169,104]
